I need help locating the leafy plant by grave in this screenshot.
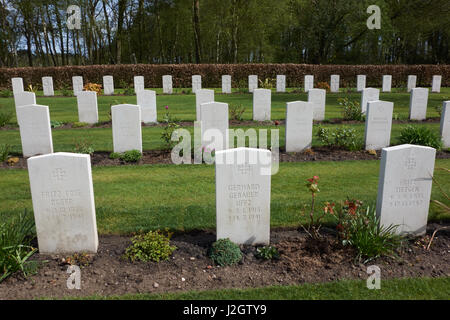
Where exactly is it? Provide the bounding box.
[399,125,442,150]
[430,167,450,216]
[73,139,95,155]
[0,110,13,127]
[120,80,133,96]
[339,97,364,121]
[72,122,88,128]
[259,78,275,89]
[209,238,242,266]
[255,246,280,260]
[161,105,180,150]
[0,144,11,162]
[0,210,37,283]
[229,103,246,121]
[342,205,403,263]
[316,126,363,151]
[60,84,71,97]
[109,152,121,159]
[83,83,102,95]
[124,230,176,262]
[50,120,63,128]
[316,82,330,92]
[120,150,142,162]
[27,85,38,93]
[0,90,12,98]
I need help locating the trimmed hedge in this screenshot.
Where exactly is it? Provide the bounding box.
[0,64,448,90]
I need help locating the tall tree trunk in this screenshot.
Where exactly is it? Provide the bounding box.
[192,0,202,63]
[116,0,128,64]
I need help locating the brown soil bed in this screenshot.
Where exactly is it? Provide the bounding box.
[0,223,448,299]
[0,117,441,131]
[3,147,450,169]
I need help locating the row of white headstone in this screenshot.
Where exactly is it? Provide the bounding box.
[10,74,443,97]
[27,142,436,254]
[12,86,450,158]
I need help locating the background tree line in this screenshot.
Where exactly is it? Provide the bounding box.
[0,0,449,68]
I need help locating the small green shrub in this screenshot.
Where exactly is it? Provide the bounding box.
[120,150,142,162]
[72,122,88,128]
[50,120,63,128]
[73,139,94,155]
[343,206,403,263]
[209,238,242,266]
[161,106,180,150]
[255,246,280,260]
[0,210,37,283]
[120,80,134,96]
[229,103,246,121]
[0,90,12,98]
[0,111,13,127]
[399,125,442,149]
[317,126,363,151]
[124,230,176,262]
[0,144,11,162]
[339,97,364,121]
[109,152,121,159]
[60,85,71,97]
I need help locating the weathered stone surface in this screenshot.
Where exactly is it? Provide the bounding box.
[304,75,314,92]
[103,75,114,95]
[252,89,271,121]
[285,101,313,152]
[12,77,24,95]
[215,147,271,245]
[134,76,145,93]
[42,77,54,96]
[308,88,326,120]
[407,75,417,92]
[14,91,36,109]
[432,75,442,93]
[77,91,98,124]
[276,75,286,93]
[357,75,366,92]
[17,104,53,157]
[330,75,340,93]
[222,75,231,94]
[376,144,436,236]
[136,90,157,124]
[196,89,215,121]
[72,76,83,96]
[364,100,393,150]
[409,88,428,120]
[111,104,142,153]
[249,75,258,93]
[200,102,229,152]
[360,88,380,114]
[440,101,450,148]
[163,75,173,94]
[27,152,98,253]
[192,75,202,93]
[382,75,392,92]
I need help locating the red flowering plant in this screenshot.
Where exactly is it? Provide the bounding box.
[332,199,364,240]
[300,176,336,239]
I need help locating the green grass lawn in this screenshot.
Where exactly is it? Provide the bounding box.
[0,122,444,154]
[1,160,449,234]
[0,88,448,124]
[65,277,450,300]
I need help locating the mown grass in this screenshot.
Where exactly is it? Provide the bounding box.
[1,160,449,234]
[62,277,450,300]
[0,122,444,154]
[0,88,448,124]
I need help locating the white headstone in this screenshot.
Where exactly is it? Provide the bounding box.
[440,101,450,148]
[276,75,286,93]
[222,75,231,94]
[376,144,436,236]
[248,75,258,93]
[77,91,98,124]
[330,75,340,93]
[163,75,173,94]
[360,88,380,114]
[304,75,314,92]
[215,147,271,245]
[407,75,417,92]
[137,89,157,124]
[103,75,114,95]
[134,76,145,93]
[200,102,229,152]
[111,104,142,153]
[382,75,392,92]
[308,88,326,121]
[192,75,202,93]
[28,152,98,253]
[285,101,314,152]
[357,75,366,92]
[17,104,53,157]
[11,77,24,95]
[409,88,428,120]
[14,91,36,109]
[364,100,394,150]
[253,89,271,121]
[72,76,83,96]
[196,89,215,121]
[42,77,54,96]
[431,75,442,93]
